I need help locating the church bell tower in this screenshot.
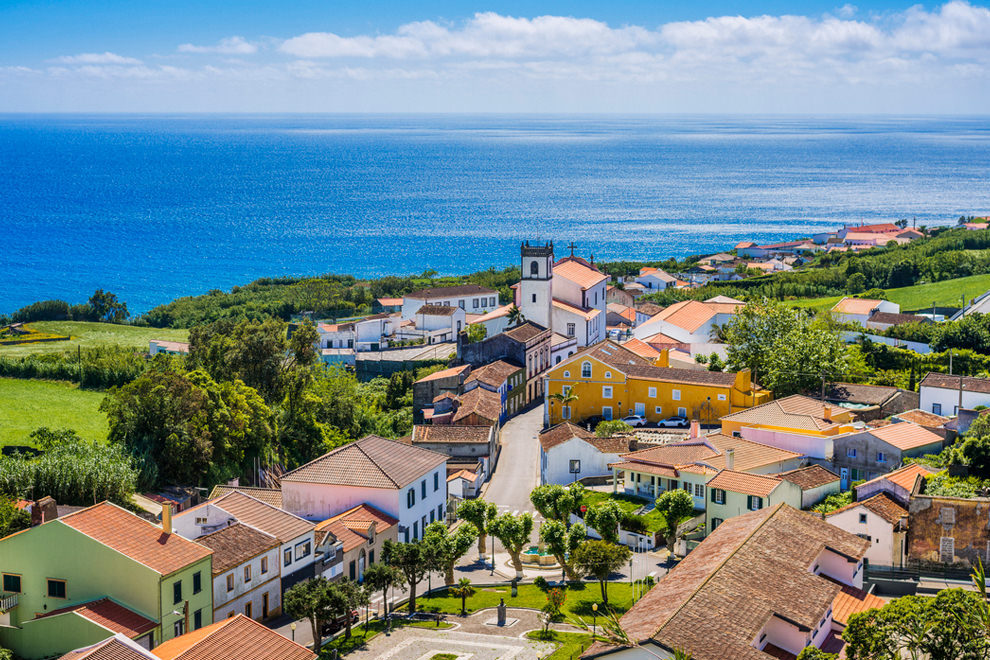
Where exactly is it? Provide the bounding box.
[519,241,553,330]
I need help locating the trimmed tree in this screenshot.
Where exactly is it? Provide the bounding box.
[327,578,368,639]
[488,512,534,579]
[457,499,498,559]
[572,540,632,607]
[539,519,586,581]
[362,562,403,617]
[449,578,476,616]
[424,521,477,585]
[530,483,585,524]
[283,577,333,649]
[584,500,624,544]
[654,489,696,554]
[383,539,432,613]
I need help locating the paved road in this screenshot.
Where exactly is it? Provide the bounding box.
[484,405,544,514]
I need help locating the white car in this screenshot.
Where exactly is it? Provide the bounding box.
[657,416,689,428]
[621,415,647,427]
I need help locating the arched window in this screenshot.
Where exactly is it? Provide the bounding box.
[581,361,592,378]
[530,261,539,276]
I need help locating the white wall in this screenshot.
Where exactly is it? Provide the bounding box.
[402,293,499,320]
[212,546,281,618]
[814,547,863,589]
[826,506,897,567]
[920,384,990,416]
[279,531,316,580]
[282,482,400,523]
[398,466,448,541]
[540,438,621,485]
[741,427,835,461]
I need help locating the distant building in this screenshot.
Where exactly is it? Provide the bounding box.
[412,364,472,422]
[149,340,189,356]
[830,297,900,326]
[314,504,397,583]
[919,372,990,416]
[831,422,945,488]
[401,284,499,319]
[195,522,281,622]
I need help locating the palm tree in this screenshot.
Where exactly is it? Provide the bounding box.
[549,390,578,423]
[449,578,476,616]
[507,304,525,326]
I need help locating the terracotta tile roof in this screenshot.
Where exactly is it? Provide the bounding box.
[823,382,900,406]
[58,502,211,576]
[207,486,282,509]
[619,338,661,360]
[590,505,867,660]
[376,297,403,306]
[471,304,512,325]
[503,320,550,342]
[825,493,908,526]
[561,340,654,373]
[707,469,783,497]
[778,465,840,490]
[642,331,685,345]
[867,311,931,326]
[464,359,522,387]
[622,364,740,388]
[635,302,664,316]
[187,491,312,544]
[152,613,316,660]
[867,422,943,451]
[195,522,279,575]
[281,435,447,490]
[539,422,597,451]
[415,304,459,316]
[453,387,502,424]
[58,636,157,660]
[447,469,478,482]
[920,371,990,394]
[735,241,755,249]
[830,583,886,626]
[406,284,496,300]
[415,364,471,384]
[552,298,601,321]
[314,503,397,552]
[550,332,575,347]
[721,395,847,432]
[554,259,607,289]
[41,598,157,638]
[893,408,949,427]
[856,463,934,494]
[846,223,901,234]
[831,297,884,315]
[652,300,735,333]
[412,425,492,444]
[614,434,800,475]
[609,461,679,478]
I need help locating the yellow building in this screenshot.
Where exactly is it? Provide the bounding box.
[543,340,770,426]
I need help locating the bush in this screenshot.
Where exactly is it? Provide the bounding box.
[620,513,648,534]
[533,576,550,591]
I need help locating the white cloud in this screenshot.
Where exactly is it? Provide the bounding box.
[177,36,259,55]
[52,52,142,65]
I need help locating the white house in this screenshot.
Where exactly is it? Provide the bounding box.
[469,304,513,338]
[395,304,466,344]
[633,298,742,355]
[149,340,189,356]
[401,285,499,320]
[919,372,990,416]
[171,491,316,594]
[195,522,283,622]
[635,267,676,291]
[316,321,355,350]
[824,493,909,568]
[830,297,900,326]
[538,422,633,485]
[280,435,448,543]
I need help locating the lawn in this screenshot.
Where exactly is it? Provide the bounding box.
[318,617,452,656]
[0,377,108,446]
[0,321,188,358]
[782,273,990,315]
[408,582,634,623]
[581,491,669,534]
[525,630,594,659]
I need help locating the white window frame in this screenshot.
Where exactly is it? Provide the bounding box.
[678,407,687,417]
[717,394,727,401]
[654,406,662,414]
[562,406,571,419]
[846,448,857,458]
[581,362,592,378]
[602,386,613,399]
[648,387,657,398]
[672,389,681,401]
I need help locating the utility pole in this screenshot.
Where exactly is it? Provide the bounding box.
[949,350,953,375]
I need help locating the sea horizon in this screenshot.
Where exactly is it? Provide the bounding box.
[3,113,989,315]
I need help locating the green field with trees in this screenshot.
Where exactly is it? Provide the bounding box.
[0,321,188,358]
[0,378,107,446]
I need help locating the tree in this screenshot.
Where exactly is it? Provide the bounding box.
[488,512,534,579]
[549,390,578,420]
[423,521,477,585]
[506,305,525,326]
[796,648,837,660]
[327,578,368,639]
[457,499,498,559]
[28,427,81,451]
[449,578,476,616]
[722,299,846,397]
[584,500,624,544]
[595,420,632,438]
[88,289,129,323]
[0,497,30,538]
[530,483,585,524]
[571,540,631,606]
[466,323,487,343]
[283,578,334,650]
[541,587,566,633]
[383,539,432,613]
[539,519,586,580]
[654,489,696,554]
[361,562,402,618]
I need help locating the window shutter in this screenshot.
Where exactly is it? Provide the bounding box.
[711,488,717,503]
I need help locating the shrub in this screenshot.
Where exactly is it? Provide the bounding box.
[533,576,550,591]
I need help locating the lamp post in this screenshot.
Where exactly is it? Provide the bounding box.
[592,602,598,639]
[290,622,296,643]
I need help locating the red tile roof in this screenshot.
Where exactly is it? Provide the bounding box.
[414,364,471,384]
[59,502,211,576]
[868,422,943,451]
[282,435,448,489]
[554,259,607,290]
[195,522,279,575]
[152,614,316,660]
[831,297,884,315]
[58,636,157,660]
[831,583,886,625]
[464,360,522,387]
[778,465,840,490]
[314,503,398,552]
[856,463,934,494]
[707,469,783,497]
[42,598,157,638]
[920,372,990,394]
[182,491,312,544]
[825,493,908,526]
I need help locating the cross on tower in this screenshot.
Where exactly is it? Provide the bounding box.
[567,241,577,257]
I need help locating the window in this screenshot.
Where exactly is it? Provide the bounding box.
[711,489,726,505]
[434,472,439,491]
[295,541,312,561]
[193,571,202,594]
[531,294,537,303]
[459,300,465,309]
[173,580,182,604]
[407,488,415,508]
[717,394,727,401]
[261,557,268,574]
[876,452,886,463]
[602,386,613,399]
[530,261,539,276]
[859,513,868,524]
[421,515,427,533]
[695,484,704,497]
[245,602,252,619]
[437,504,444,521]
[349,561,356,580]
[369,550,375,564]
[429,510,435,524]
[604,371,612,379]
[672,389,681,401]
[603,406,612,420]
[421,480,427,499]
[284,548,292,567]
[413,522,419,539]
[562,385,572,396]
[711,518,723,530]
[846,448,857,458]
[748,496,763,511]
[933,403,942,415]
[563,370,570,378]
[244,565,252,582]
[581,361,592,378]
[648,387,657,398]
[566,323,575,337]
[194,609,202,630]
[569,459,581,474]
[682,482,692,493]
[677,407,687,417]
[2,574,21,593]
[851,468,862,481]
[490,296,496,305]
[174,621,184,637]
[655,406,662,414]
[226,574,235,592]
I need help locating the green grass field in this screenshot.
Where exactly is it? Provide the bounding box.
[0,377,108,446]
[784,273,990,314]
[581,491,670,533]
[525,630,594,659]
[0,321,188,358]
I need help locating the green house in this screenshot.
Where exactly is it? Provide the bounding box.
[0,502,213,659]
[705,469,804,535]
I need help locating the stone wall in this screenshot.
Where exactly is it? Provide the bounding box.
[907,493,990,566]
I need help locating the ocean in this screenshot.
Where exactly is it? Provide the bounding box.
[2,114,989,314]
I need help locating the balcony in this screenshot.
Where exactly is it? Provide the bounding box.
[0,592,19,628]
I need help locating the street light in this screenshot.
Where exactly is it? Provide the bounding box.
[592,602,598,639]
[290,622,296,643]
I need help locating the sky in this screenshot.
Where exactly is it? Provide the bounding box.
[1,0,989,113]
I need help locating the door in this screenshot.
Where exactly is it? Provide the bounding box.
[262,593,269,619]
[634,402,645,416]
[840,467,849,489]
[603,406,613,421]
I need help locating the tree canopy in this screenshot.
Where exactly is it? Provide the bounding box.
[571,540,631,606]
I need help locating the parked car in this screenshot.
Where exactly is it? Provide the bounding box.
[620,415,647,427]
[582,416,604,429]
[657,415,689,428]
[322,610,359,635]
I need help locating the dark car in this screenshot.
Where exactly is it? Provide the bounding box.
[322,610,359,635]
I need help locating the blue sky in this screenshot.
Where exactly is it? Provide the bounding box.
[1,1,988,112]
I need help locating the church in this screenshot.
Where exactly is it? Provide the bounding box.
[515,241,607,347]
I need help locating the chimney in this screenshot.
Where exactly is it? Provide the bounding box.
[725,448,735,471]
[690,419,700,438]
[823,405,832,422]
[162,503,173,535]
[30,496,58,527]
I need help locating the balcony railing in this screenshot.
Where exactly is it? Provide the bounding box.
[0,593,17,612]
